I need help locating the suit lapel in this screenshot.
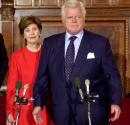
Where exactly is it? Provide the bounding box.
[56,33,66,81]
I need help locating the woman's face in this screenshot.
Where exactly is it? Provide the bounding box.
[23,23,41,44]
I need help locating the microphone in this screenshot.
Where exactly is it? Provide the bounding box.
[85,79,91,125]
[85,79,90,95]
[14,81,22,103]
[75,77,84,101]
[22,84,29,98]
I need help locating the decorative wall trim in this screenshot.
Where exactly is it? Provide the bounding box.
[1,0,14,20]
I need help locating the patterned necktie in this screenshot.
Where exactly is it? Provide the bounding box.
[65,36,77,82]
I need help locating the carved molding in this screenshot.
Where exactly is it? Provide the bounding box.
[13,0,130,8]
[86,8,130,17]
[1,0,14,20]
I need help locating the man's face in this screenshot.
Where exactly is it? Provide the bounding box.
[63,6,85,35]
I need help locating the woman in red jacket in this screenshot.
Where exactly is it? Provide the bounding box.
[6,16,54,125]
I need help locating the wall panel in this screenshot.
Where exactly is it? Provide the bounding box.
[1,0,130,95]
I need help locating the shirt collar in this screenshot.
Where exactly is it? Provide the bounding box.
[65,30,84,42]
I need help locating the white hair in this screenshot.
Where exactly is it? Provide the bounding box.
[61,0,86,19]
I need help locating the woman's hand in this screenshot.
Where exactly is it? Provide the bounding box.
[6,113,15,125]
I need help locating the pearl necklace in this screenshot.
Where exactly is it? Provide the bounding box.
[27,44,41,52]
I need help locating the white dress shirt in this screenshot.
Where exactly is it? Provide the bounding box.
[65,30,84,61]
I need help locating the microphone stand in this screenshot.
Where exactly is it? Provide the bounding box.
[15,84,29,125]
[14,96,34,125]
[15,96,31,125]
[15,104,22,125]
[75,78,99,125]
[85,79,91,125]
[84,94,99,125]
[84,80,99,125]
[87,94,91,125]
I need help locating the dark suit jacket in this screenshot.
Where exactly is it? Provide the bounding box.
[34,30,122,125]
[0,34,8,86]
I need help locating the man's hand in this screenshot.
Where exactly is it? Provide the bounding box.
[33,106,43,124]
[110,104,121,122]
